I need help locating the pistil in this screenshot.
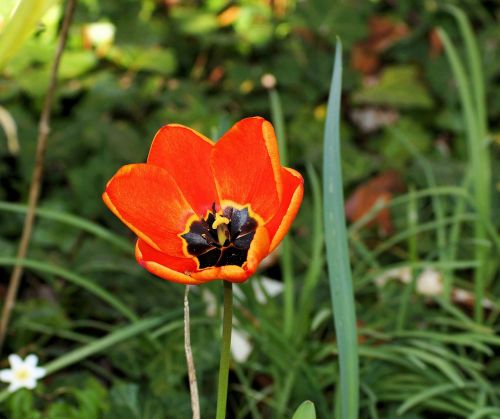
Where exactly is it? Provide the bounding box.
[212,213,230,246]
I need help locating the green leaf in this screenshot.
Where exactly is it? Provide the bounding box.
[171,8,218,36]
[107,45,177,75]
[59,50,98,79]
[292,401,317,419]
[0,0,57,70]
[46,377,107,419]
[376,117,432,167]
[6,390,41,419]
[352,65,434,109]
[323,39,359,419]
[106,383,141,419]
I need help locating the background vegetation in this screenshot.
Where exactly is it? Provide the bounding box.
[0,0,498,417]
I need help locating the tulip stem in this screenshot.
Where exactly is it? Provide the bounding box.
[216,280,233,419]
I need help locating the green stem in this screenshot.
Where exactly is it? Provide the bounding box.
[397,185,418,331]
[216,280,233,419]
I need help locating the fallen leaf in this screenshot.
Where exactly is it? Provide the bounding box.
[429,28,443,58]
[345,170,405,235]
[351,16,410,75]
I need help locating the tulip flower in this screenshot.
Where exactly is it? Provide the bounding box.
[103,117,303,284]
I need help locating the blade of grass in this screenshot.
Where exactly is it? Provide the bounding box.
[347,188,499,253]
[389,127,450,298]
[297,162,324,337]
[469,407,500,419]
[0,314,167,403]
[0,257,138,323]
[323,39,359,419]
[371,214,477,259]
[397,383,478,415]
[396,185,418,331]
[446,5,487,147]
[438,24,491,322]
[268,85,294,338]
[0,201,131,253]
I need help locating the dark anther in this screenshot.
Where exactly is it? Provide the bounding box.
[181,205,257,269]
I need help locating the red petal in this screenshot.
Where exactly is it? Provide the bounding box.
[136,239,203,285]
[103,164,194,258]
[147,124,218,215]
[265,167,304,252]
[191,265,250,283]
[211,117,282,221]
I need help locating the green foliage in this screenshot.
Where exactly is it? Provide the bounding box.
[45,377,107,419]
[0,0,58,70]
[292,400,316,419]
[0,1,498,418]
[352,66,434,109]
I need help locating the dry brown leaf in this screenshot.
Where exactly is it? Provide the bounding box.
[351,16,410,75]
[345,170,405,235]
[429,28,443,58]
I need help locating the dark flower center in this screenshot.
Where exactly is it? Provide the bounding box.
[181,204,257,269]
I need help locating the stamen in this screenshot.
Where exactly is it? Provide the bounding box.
[15,368,30,381]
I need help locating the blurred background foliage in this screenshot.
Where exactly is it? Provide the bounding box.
[0,0,499,418]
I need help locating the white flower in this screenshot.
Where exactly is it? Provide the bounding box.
[202,288,218,317]
[0,354,46,393]
[233,276,285,305]
[416,268,443,296]
[83,22,116,46]
[231,328,252,363]
[374,267,411,287]
[252,276,284,304]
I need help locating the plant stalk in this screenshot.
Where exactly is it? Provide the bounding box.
[215,281,233,419]
[184,286,200,419]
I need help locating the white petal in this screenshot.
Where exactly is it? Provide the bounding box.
[231,328,252,363]
[232,284,245,302]
[0,369,13,383]
[8,382,21,393]
[25,354,39,368]
[202,289,217,317]
[24,378,37,389]
[33,367,46,379]
[8,354,22,370]
[253,277,284,304]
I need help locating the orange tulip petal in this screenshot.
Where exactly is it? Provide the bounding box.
[135,239,203,285]
[265,167,304,253]
[103,164,195,257]
[211,117,282,221]
[245,223,271,273]
[147,124,219,215]
[191,265,249,283]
